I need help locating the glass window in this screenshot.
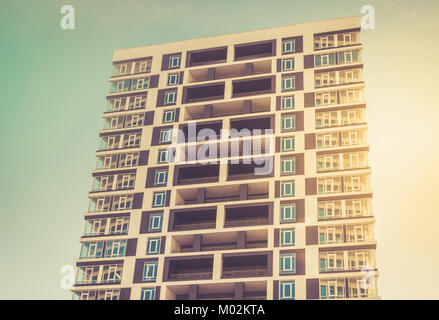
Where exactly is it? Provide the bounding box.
[164,91,177,105]
[149,214,163,231]
[79,242,104,259]
[282,116,295,131]
[143,262,158,281]
[169,55,181,69]
[281,96,295,110]
[141,288,155,300]
[159,129,172,144]
[154,170,168,186]
[157,149,171,164]
[281,158,295,175]
[282,76,295,91]
[280,229,295,246]
[281,136,295,152]
[152,191,166,208]
[281,203,296,222]
[280,281,295,300]
[282,59,295,71]
[280,254,296,274]
[282,39,295,54]
[315,53,336,67]
[146,238,161,255]
[281,181,295,197]
[104,240,127,258]
[167,73,180,86]
[163,110,176,123]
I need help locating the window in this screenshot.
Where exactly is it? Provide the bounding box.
[119,64,127,75]
[281,136,295,152]
[281,203,296,222]
[104,240,127,258]
[167,73,180,86]
[280,229,295,246]
[109,217,129,235]
[281,181,295,197]
[164,90,177,105]
[282,76,295,91]
[80,242,104,259]
[282,39,295,54]
[102,264,122,283]
[133,96,142,109]
[281,115,295,131]
[159,129,173,144]
[282,58,295,71]
[139,61,151,73]
[315,53,335,67]
[131,77,149,91]
[169,55,181,69]
[163,110,176,123]
[152,191,166,208]
[141,288,156,300]
[280,254,296,274]
[111,80,130,93]
[143,262,158,281]
[320,279,345,299]
[154,170,168,186]
[281,96,295,110]
[281,158,295,175]
[146,238,161,255]
[158,129,172,145]
[149,213,163,231]
[279,281,295,300]
[157,149,172,164]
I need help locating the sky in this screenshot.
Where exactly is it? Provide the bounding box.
[0,0,438,299]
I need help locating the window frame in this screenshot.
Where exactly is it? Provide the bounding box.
[279,281,295,300]
[280,228,295,247]
[146,238,161,255]
[280,203,296,222]
[282,39,295,54]
[152,191,166,208]
[280,254,296,274]
[168,55,181,69]
[143,262,158,281]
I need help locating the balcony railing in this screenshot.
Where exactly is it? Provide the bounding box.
[168,271,213,281]
[222,267,268,278]
[224,218,269,227]
[173,221,216,231]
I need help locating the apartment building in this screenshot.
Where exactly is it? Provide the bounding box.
[72,15,378,300]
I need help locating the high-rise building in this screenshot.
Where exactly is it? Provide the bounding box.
[72,15,378,300]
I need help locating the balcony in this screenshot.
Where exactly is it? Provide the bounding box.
[175,181,269,206]
[165,257,213,281]
[170,229,268,253]
[319,222,375,245]
[316,107,366,129]
[317,150,368,173]
[230,116,272,135]
[183,83,225,104]
[170,208,217,232]
[183,97,271,121]
[105,94,147,113]
[222,254,270,279]
[179,120,222,143]
[232,77,274,98]
[227,158,273,181]
[224,204,270,228]
[164,281,267,300]
[174,164,219,185]
[186,46,227,67]
[234,40,275,61]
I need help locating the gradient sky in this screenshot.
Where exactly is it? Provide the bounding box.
[0,0,438,299]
